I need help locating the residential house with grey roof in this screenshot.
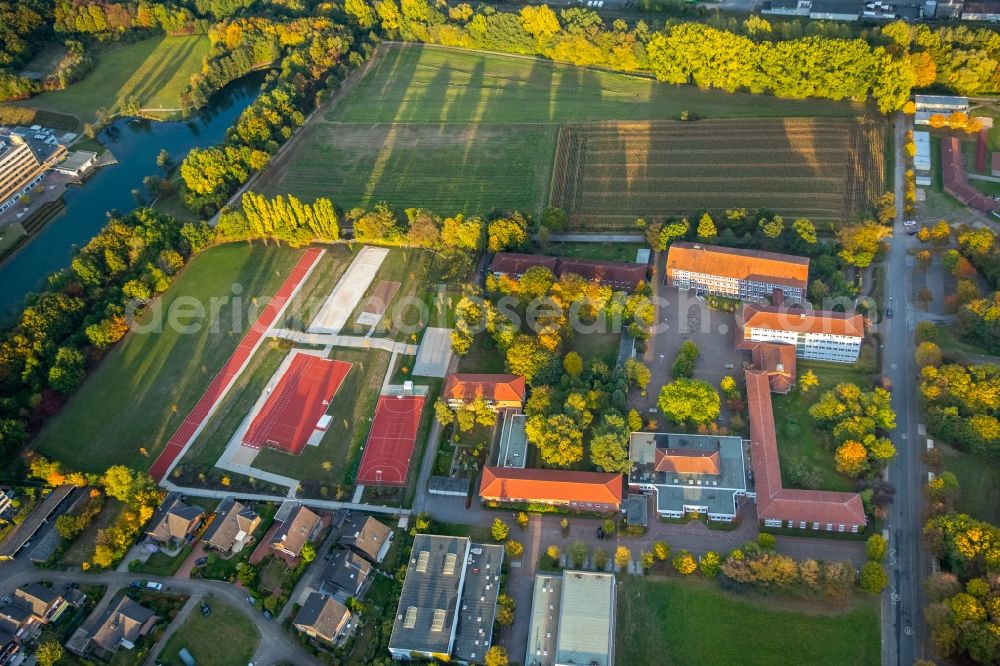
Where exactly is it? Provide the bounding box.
[293,592,353,646]
[339,514,392,564]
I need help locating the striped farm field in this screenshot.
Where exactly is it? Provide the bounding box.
[255,43,878,221]
[550,119,885,229]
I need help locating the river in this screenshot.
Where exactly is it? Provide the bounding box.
[0,74,263,317]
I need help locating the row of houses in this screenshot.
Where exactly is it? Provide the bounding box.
[292,513,393,649]
[489,253,649,290]
[0,582,86,665]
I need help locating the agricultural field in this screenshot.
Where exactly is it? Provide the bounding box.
[550,118,885,229]
[7,35,208,125]
[255,43,873,220]
[616,578,880,666]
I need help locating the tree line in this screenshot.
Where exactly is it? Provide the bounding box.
[0,209,201,472]
[346,0,1000,108]
[179,13,371,215]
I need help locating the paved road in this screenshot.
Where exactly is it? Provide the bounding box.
[412,354,460,513]
[882,111,926,666]
[0,559,318,665]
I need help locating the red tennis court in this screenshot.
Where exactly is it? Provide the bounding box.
[148,248,324,481]
[243,353,352,454]
[356,395,425,486]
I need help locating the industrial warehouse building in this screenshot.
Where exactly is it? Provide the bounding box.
[525,571,616,666]
[388,535,504,663]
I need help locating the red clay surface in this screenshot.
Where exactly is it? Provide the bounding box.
[356,395,425,486]
[242,353,352,454]
[148,248,324,482]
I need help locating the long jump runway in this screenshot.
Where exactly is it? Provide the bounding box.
[356,395,425,487]
[242,352,352,455]
[148,248,324,482]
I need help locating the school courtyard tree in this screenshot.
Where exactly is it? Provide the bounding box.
[657,379,721,426]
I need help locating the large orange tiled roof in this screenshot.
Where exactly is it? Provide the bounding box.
[743,304,864,338]
[479,467,623,505]
[655,448,722,475]
[443,374,526,404]
[667,242,809,288]
[745,369,866,526]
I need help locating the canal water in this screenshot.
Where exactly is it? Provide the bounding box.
[0,74,263,317]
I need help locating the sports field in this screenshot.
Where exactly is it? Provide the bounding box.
[551,118,885,228]
[251,347,392,485]
[616,578,880,666]
[356,395,425,486]
[242,352,352,454]
[33,244,305,473]
[255,43,872,220]
[147,248,323,481]
[9,35,209,123]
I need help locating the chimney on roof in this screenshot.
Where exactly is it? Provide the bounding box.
[776,363,784,372]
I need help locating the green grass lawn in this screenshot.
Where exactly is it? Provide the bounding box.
[130,545,193,576]
[943,445,1000,525]
[159,599,259,666]
[569,330,623,368]
[33,243,304,473]
[256,42,867,218]
[770,361,873,493]
[10,35,208,123]
[549,241,645,262]
[616,577,880,666]
[457,335,508,374]
[252,347,392,485]
[936,324,998,358]
[178,344,288,470]
[59,498,124,567]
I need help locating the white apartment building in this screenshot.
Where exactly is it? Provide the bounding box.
[739,304,864,363]
[666,242,809,304]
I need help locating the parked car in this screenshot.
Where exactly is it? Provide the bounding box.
[886,308,893,319]
[129,581,141,589]
[597,526,605,539]
[146,582,163,590]
[262,610,273,620]
[201,602,211,616]
[195,557,208,566]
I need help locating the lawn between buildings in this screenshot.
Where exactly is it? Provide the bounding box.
[770,361,876,493]
[616,577,880,666]
[942,444,1000,525]
[158,598,260,666]
[33,243,305,473]
[5,35,209,125]
[253,43,876,225]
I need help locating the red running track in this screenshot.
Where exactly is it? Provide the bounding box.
[356,395,425,487]
[243,352,352,455]
[148,248,324,481]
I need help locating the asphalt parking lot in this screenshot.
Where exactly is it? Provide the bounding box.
[633,284,747,421]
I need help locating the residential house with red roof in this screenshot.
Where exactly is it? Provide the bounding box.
[738,304,865,364]
[745,369,867,533]
[666,242,809,303]
[443,374,525,411]
[479,467,623,513]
